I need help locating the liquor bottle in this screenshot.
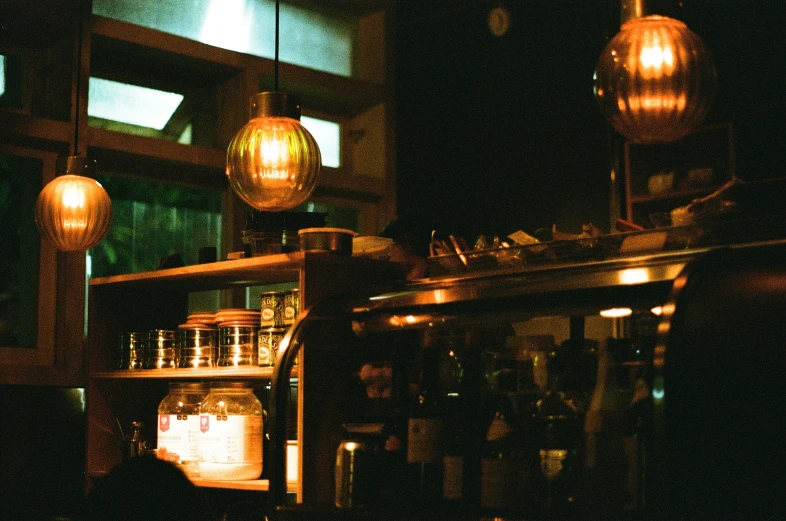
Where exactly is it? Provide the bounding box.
[480,394,520,517]
[406,330,444,513]
[439,331,466,510]
[529,343,581,519]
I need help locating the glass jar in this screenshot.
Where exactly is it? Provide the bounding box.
[198,382,264,480]
[157,382,209,478]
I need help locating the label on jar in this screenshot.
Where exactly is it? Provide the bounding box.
[407,418,443,463]
[481,457,516,509]
[260,293,284,327]
[258,328,285,367]
[443,454,464,500]
[283,291,298,325]
[199,414,263,464]
[158,413,201,462]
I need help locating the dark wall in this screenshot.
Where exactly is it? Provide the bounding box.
[394,0,786,239]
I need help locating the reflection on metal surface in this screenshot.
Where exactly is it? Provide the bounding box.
[619,268,650,285]
[599,307,633,318]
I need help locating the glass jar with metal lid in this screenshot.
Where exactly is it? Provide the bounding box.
[157,382,209,477]
[198,382,264,480]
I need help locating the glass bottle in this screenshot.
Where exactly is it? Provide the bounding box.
[157,382,209,478]
[480,394,521,516]
[406,330,444,512]
[530,343,581,519]
[199,382,264,481]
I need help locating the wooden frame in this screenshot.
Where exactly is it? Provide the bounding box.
[0,145,63,383]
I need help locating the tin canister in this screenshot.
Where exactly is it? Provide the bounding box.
[258,327,286,367]
[283,289,299,326]
[145,329,177,369]
[119,331,146,370]
[217,324,258,367]
[260,291,285,327]
[177,326,217,368]
[335,437,373,508]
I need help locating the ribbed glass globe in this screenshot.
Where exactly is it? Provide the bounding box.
[226,92,322,212]
[594,15,716,144]
[35,156,113,252]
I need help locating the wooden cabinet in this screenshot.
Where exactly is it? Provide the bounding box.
[624,123,735,227]
[85,252,403,499]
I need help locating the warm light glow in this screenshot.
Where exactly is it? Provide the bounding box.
[226,93,321,212]
[619,268,650,285]
[651,305,663,316]
[35,159,113,253]
[599,307,633,318]
[594,15,716,144]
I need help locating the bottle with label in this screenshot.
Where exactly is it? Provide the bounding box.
[480,393,523,517]
[157,382,209,477]
[198,382,264,481]
[406,330,444,513]
[529,347,581,520]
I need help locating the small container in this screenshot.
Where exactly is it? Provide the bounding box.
[335,423,385,508]
[118,331,146,370]
[217,324,259,367]
[259,291,285,327]
[298,227,356,255]
[145,329,177,369]
[258,327,286,367]
[283,289,299,326]
[157,382,209,477]
[177,326,217,368]
[198,382,264,481]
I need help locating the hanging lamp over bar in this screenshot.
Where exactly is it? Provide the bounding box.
[35,0,112,252]
[593,0,717,144]
[225,0,321,212]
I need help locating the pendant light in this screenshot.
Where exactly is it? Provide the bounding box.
[35,1,112,252]
[593,1,716,144]
[226,0,322,212]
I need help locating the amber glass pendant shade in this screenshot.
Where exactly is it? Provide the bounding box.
[594,15,716,144]
[35,156,113,252]
[226,92,322,212]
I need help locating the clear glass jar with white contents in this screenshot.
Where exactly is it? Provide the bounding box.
[198,382,264,480]
[157,382,209,478]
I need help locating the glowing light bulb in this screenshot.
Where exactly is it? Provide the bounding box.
[594,15,716,144]
[35,156,112,252]
[226,92,321,212]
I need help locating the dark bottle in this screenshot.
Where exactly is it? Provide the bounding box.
[406,330,444,513]
[529,344,581,520]
[480,394,522,517]
[439,332,466,509]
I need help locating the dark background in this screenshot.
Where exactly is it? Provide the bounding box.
[394,0,786,239]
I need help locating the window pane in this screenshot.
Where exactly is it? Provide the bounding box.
[88,175,223,277]
[89,78,184,130]
[0,54,23,109]
[0,55,5,97]
[87,78,191,142]
[92,0,355,77]
[302,116,340,168]
[0,153,42,347]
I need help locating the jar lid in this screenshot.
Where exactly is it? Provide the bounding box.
[168,381,209,391]
[209,381,253,389]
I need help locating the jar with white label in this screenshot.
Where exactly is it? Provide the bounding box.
[198,382,264,480]
[157,382,209,478]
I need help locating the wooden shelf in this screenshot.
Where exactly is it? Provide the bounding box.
[91,367,275,380]
[87,472,297,493]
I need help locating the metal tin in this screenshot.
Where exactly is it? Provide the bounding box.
[260,291,285,327]
[217,324,258,367]
[335,438,372,508]
[258,327,286,367]
[177,326,218,368]
[145,329,177,369]
[118,331,146,370]
[283,289,299,326]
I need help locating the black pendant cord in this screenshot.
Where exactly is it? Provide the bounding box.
[274,0,280,92]
[73,0,84,156]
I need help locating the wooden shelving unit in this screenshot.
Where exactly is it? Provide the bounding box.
[85,252,404,497]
